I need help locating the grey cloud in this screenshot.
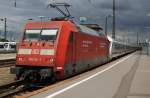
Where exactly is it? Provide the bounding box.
[0,0,149,42]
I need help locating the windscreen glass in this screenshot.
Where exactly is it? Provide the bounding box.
[24,30,40,41]
[24,29,58,41]
[41,29,58,41]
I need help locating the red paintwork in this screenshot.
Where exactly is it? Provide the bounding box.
[16,20,109,79]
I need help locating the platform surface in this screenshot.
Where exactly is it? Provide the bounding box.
[26,51,150,98]
[0,53,16,60]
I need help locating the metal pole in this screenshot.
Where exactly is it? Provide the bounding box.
[39,16,44,22]
[14,0,17,7]
[137,32,139,45]
[4,18,7,40]
[112,0,116,39]
[105,16,108,35]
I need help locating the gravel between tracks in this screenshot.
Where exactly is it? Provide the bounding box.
[0,67,15,85]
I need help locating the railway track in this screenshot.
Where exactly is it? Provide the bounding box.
[0,59,15,68]
[0,80,25,98]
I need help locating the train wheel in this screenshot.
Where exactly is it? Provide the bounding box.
[50,74,56,83]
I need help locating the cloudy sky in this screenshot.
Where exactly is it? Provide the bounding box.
[0,0,150,42]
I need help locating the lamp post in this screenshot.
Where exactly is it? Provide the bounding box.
[144,27,150,42]
[144,27,150,55]
[137,32,139,45]
[14,0,17,7]
[38,16,45,30]
[38,16,45,22]
[105,15,112,36]
[112,0,116,39]
[0,18,7,40]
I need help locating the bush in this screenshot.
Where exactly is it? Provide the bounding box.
[0,38,8,42]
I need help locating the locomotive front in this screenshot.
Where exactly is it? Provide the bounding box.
[11,21,61,85]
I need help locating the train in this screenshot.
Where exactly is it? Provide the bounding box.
[0,42,16,52]
[10,18,138,86]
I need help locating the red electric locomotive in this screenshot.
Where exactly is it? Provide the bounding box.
[11,18,109,85]
[10,3,110,85]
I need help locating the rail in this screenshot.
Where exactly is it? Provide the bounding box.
[0,51,16,54]
[0,59,15,68]
[0,80,25,98]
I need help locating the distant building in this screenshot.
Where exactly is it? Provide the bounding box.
[139,42,149,55]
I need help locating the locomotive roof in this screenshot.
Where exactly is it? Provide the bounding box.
[77,24,101,37]
[80,24,103,31]
[25,20,103,37]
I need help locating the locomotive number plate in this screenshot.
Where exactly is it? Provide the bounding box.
[32,49,40,54]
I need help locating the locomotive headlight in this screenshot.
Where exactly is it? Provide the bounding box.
[18,49,32,54]
[40,49,55,55]
[18,57,23,61]
[49,58,54,62]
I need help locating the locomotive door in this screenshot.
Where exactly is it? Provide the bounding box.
[69,32,76,64]
[71,32,77,73]
[66,32,76,75]
[72,32,76,65]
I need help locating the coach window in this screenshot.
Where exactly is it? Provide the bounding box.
[69,32,74,43]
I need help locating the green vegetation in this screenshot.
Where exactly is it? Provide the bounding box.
[0,38,8,42]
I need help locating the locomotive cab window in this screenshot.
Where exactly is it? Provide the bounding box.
[41,29,58,41]
[24,30,41,41]
[24,29,58,41]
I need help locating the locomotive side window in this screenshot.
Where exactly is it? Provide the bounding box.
[24,30,40,41]
[41,29,58,41]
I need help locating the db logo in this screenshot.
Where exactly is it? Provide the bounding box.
[32,49,40,54]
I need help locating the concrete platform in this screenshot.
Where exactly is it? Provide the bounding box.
[127,54,150,98]
[0,53,16,60]
[18,51,150,98]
